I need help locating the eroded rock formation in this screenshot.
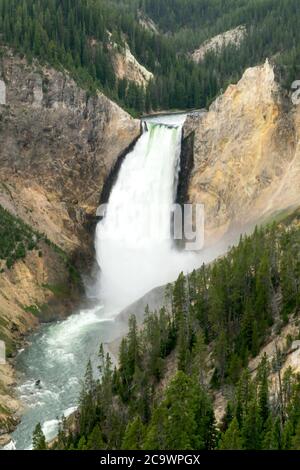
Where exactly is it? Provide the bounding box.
[184,60,300,245]
[191,25,246,63]
[0,47,140,255]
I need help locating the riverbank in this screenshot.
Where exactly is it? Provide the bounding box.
[0,242,83,447]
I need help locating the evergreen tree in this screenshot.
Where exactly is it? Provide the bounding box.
[262,415,275,450]
[241,399,262,450]
[144,371,215,450]
[86,425,105,450]
[292,420,300,450]
[32,423,47,450]
[79,360,97,435]
[257,354,270,427]
[219,417,243,450]
[269,417,282,450]
[122,416,146,450]
[34,214,300,451]
[77,436,87,450]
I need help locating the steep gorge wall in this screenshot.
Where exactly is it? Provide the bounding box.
[110,61,300,362]
[110,42,154,87]
[184,60,300,245]
[0,47,140,257]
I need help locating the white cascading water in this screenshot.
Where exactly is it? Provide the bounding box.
[95,114,197,311]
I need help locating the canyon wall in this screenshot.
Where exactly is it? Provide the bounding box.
[0,47,140,256]
[184,60,300,245]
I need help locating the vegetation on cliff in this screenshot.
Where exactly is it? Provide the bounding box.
[33,212,300,450]
[0,0,204,113]
[0,205,80,282]
[0,202,81,359]
[0,205,40,269]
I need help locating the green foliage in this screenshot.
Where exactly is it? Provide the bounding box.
[122,416,146,450]
[34,217,300,450]
[0,205,40,268]
[257,354,270,426]
[32,423,47,450]
[219,417,243,450]
[86,425,105,450]
[78,359,97,437]
[219,358,300,451]
[42,283,69,297]
[1,0,300,115]
[0,205,81,311]
[292,421,300,450]
[143,371,216,450]
[23,304,42,316]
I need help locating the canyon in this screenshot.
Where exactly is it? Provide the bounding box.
[1,49,300,446]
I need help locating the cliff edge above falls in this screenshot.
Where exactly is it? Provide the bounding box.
[184,60,300,244]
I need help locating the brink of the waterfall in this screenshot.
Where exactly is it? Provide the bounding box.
[95,114,197,312]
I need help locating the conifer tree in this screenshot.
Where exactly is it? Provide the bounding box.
[257,354,270,426]
[77,435,87,450]
[219,417,243,450]
[241,399,262,450]
[292,420,300,450]
[79,360,96,435]
[122,416,146,450]
[262,415,275,450]
[270,417,282,450]
[32,423,47,450]
[86,425,105,450]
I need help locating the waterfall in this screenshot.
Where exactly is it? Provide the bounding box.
[95,114,197,311]
[8,114,199,450]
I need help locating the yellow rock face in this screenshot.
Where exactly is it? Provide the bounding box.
[186,60,300,246]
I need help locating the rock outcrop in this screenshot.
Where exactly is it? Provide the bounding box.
[111,42,154,87]
[184,60,300,245]
[138,12,159,35]
[0,79,5,105]
[191,25,246,63]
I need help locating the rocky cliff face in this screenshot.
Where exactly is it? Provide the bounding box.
[184,60,300,245]
[0,47,140,440]
[191,25,246,63]
[111,43,154,87]
[0,47,140,256]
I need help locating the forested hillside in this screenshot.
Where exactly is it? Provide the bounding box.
[33,211,300,450]
[1,0,300,114]
[0,0,203,113]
